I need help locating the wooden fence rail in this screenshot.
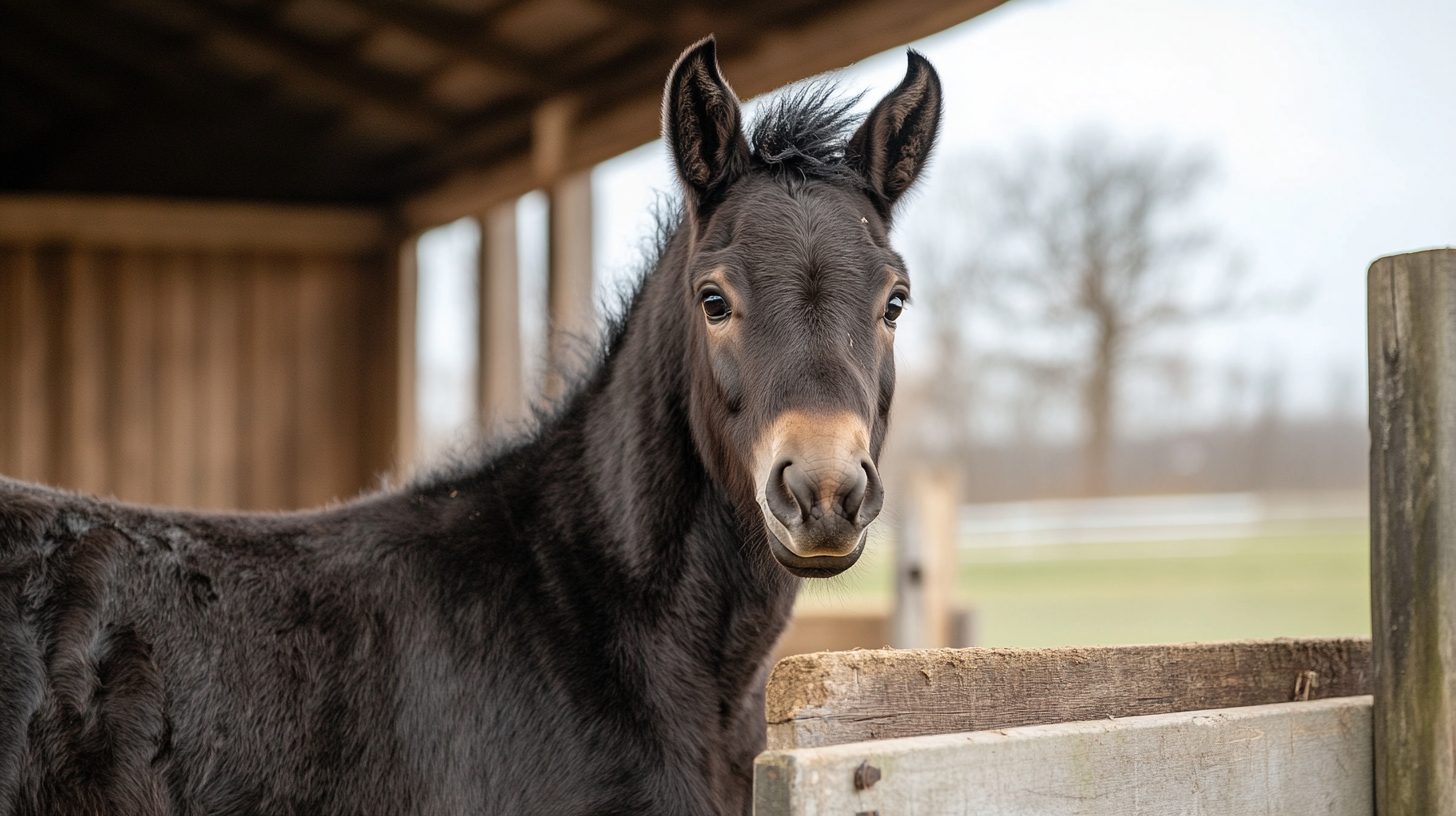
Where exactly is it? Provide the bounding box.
[756,696,1373,816]
[766,638,1371,751]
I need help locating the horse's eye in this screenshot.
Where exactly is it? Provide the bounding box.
[701,292,731,323]
[884,293,906,325]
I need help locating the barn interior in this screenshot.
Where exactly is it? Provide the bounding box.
[0,0,1005,510]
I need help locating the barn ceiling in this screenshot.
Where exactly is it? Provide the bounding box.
[0,0,1006,218]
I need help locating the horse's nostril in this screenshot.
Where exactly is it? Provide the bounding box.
[839,464,869,520]
[785,465,817,522]
[852,460,884,526]
[766,459,807,528]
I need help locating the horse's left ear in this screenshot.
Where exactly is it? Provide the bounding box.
[848,51,943,217]
[663,36,750,215]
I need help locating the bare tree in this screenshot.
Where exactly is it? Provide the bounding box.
[979,131,1244,496]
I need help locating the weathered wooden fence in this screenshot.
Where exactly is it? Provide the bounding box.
[754,247,1454,815]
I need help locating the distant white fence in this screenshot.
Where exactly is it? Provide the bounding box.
[958,490,1366,548]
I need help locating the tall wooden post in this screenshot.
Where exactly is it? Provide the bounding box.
[893,468,960,648]
[477,203,526,429]
[533,97,594,400]
[1370,248,1456,815]
[394,234,419,476]
[545,171,594,399]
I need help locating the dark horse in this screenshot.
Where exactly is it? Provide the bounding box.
[0,38,940,815]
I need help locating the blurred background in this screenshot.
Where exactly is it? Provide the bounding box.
[2,0,1453,653]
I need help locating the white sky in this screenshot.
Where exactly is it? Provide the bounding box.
[421,0,1456,451]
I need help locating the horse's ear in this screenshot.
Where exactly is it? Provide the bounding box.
[662,36,749,213]
[848,51,943,217]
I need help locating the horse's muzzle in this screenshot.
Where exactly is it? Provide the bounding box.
[753,411,884,577]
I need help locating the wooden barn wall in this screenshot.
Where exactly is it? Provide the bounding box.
[0,196,402,511]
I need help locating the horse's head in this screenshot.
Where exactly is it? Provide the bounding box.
[663,37,941,577]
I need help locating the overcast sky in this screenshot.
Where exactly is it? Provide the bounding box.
[421,0,1456,449]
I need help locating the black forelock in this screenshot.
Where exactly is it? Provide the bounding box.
[748,80,865,184]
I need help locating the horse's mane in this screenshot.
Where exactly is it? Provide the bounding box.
[749,80,864,183]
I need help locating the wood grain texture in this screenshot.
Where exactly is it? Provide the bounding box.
[1,218,403,509]
[61,248,111,494]
[243,257,299,510]
[755,696,1373,816]
[0,248,18,476]
[154,251,200,506]
[1369,248,1456,816]
[12,248,49,483]
[198,260,241,510]
[112,251,158,501]
[766,638,1371,750]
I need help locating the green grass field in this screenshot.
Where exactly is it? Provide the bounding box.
[796,520,1371,647]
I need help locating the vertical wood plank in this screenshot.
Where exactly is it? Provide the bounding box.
[363,251,402,490]
[0,248,18,475]
[330,258,364,499]
[294,256,358,507]
[112,250,157,503]
[1369,248,1456,816]
[14,247,50,484]
[479,203,525,430]
[246,255,298,510]
[154,251,201,507]
[545,171,593,401]
[198,256,242,510]
[62,248,109,496]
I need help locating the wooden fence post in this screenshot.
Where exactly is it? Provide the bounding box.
[1369,248,1456,815]
[893,468,959,648]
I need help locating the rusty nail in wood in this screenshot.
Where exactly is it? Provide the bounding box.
[853,760,881,791]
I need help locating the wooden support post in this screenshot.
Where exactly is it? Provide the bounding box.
[534,97,594,401]
[394,234,419,476]
[893,468,959,648]
[1369,248,1456,815]
[477,203,525,429]
[544,172,594,400]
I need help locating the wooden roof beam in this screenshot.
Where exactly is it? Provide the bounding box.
[0,25,124,117]
[103,0,453,143]
[322,0,550,92]
[400,0,1012,227]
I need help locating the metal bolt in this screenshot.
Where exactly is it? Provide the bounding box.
[853,760,881,791]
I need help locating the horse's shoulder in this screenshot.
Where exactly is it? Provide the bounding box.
[0,476,70,553]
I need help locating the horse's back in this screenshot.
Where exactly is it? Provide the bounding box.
[0,477,674,814]
[0,477,420,814]
[0,479,166,813]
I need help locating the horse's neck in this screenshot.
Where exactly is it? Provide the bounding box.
[543,230,799,656]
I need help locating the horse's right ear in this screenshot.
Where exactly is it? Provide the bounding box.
[662,36,749,214]
[847,51,942,219]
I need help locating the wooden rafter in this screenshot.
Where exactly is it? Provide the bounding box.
[323,0,550,92]
[3,0,264,115]
[104,0,453,142]
[3,0,1011,207]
